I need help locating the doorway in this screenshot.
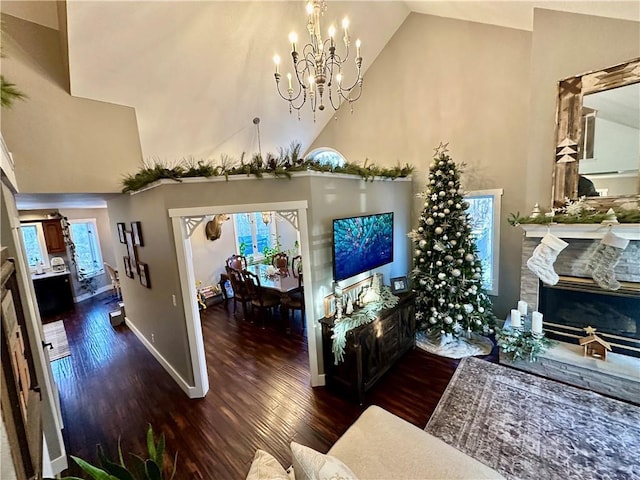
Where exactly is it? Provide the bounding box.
[168,200,318,398]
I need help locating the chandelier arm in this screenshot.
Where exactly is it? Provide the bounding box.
[338,77,361,94]
[338,81,363,104]
[274,77,305,103]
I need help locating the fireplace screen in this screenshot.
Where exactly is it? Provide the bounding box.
[539,277,640,358]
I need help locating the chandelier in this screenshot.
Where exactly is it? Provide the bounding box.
[273,0,363,118]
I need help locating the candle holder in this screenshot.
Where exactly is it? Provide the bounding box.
[495,320,551,363]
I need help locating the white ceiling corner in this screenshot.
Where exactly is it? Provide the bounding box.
[65,1,410,162]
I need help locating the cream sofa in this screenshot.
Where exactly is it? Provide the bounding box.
[247,405,505,480]
[326,405,505,479]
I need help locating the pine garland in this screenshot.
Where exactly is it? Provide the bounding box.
[495,327,552,362]
[121,143,414,193]
[331,287,399,364]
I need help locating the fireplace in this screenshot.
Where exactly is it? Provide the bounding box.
[514,225,640,403]
[538,276,640,358]
[519,226,640,358]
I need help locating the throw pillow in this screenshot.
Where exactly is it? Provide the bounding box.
[246,449,291,480]
[291,442,358,480]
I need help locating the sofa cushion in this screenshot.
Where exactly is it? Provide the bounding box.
[328,405,505,480]
[291,442,359,480]
[246,449,292,480]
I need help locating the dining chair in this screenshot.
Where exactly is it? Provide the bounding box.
[226,254,248,272]
[104,262,121,299]
[225,266,251,319]
[280,288,305,333]
[242,269,281,327]
[271,252,289,274]
[291,255,303,279]
[282,256,304,333]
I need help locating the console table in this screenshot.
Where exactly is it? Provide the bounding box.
[319,292,415,403]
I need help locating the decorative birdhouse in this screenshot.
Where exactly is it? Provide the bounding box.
[579,326,611,361]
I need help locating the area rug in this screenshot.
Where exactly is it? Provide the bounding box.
[42,320,70,361]
[425,357,640,480]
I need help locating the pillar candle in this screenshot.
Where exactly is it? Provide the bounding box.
[532,311,543,334]
[510,309,521,328]
[517,300,528,316]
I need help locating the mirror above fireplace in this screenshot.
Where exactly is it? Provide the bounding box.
[552,57,640,208]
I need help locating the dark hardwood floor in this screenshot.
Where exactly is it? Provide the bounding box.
[44,293,498,479]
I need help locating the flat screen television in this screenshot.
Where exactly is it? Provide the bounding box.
[332,212,394,282]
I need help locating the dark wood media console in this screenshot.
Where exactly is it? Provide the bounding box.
[319,292,416,403]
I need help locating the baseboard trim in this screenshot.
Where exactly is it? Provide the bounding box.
[74,284,113,303]
[49,453,68,475]
[124,317,197,398]
[314,374,326,387]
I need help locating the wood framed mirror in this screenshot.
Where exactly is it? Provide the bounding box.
[552,57,640,209]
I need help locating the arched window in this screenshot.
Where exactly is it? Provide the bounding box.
[306,147,347,167]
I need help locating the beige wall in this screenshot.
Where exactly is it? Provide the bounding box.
[311,13,532,318]
[526,9,640,209]
[107,174,412,386]
[0,13,142,193]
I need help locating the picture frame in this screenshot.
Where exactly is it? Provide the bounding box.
[390,276,409,294]
[138,262,150,288]
[117,223,126,244]
[123,256,134,279]
[131,221,144,247]
[124,230,137,268]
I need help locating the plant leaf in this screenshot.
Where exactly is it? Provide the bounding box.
[146,425,157,461]
[144,460,162,480]
[169,452,178,480]
[155,432,165,466]
[71,456,119,480]
[101,460,137,480]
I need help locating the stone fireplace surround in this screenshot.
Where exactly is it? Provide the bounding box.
[513,224,640,404]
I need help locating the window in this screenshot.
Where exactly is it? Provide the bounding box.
[465,189,503,296]
[233,213,275,262]
[306,147,346,167]
[69,219,104,277]
[21,223,49,269]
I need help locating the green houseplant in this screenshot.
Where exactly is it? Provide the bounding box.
[58,425,177,480]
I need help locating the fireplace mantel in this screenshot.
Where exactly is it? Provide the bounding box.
[520,223,640,240]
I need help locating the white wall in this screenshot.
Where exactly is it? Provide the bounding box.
[190,217,235,288]
[580,118,640,174]
[0,420,18,480]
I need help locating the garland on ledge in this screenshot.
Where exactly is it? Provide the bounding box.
[122,142,414,193]
[331,287,399,365]
[509,197,640,226]
[495,327,552,362]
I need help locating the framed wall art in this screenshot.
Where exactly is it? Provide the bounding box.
[131,221,144,247]
[123,256,134,279]
[117,223,126,244]
[124,230,137,268]
[138,262,150,288]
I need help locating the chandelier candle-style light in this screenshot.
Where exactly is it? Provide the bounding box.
[273,0,363,118]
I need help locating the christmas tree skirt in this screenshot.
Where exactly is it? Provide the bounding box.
[416,331,493,359]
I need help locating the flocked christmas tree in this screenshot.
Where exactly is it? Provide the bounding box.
[409,144,495,338]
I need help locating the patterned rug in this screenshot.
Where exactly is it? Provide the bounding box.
[42,320,70,361]
[425,357,640,480]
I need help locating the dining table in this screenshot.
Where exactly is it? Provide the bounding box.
[244,264,301,294]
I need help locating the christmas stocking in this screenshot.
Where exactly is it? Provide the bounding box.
[587,231,629,291]
[527,233,569,286]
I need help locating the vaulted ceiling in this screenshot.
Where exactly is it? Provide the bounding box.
[5,1,640,165]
